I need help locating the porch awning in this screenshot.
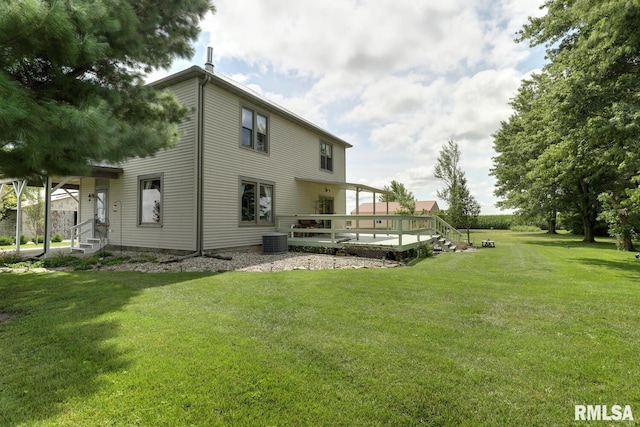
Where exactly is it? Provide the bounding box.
[0,164,123,189]
[294,177,389,195]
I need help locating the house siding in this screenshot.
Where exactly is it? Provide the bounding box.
[201,83,347,250]
[78,178,95,225]
[107,78,199,251]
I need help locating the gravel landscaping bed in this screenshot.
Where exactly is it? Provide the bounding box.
[1,250,405,273]
[93,250,402,273]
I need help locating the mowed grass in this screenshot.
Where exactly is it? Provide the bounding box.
[1,230,639,426]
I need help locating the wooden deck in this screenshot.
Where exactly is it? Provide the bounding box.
[278,214,461,252]
[287,233,439,252]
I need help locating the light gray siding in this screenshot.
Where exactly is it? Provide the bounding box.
[107,78,200,251]
[81,68,350,253]
[78,177,95,225]
[201,83,348,250]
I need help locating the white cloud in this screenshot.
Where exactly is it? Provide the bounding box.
[196,0,547,213]
[207,0,492,76]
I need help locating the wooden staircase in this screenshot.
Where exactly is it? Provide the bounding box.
[434,236,458,252]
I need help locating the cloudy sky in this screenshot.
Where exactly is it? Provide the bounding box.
[149,0,547,214]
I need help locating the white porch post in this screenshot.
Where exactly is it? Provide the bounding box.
[372,191,376,238]
[355,187,360,241]
[43,177,53,258]
[12,180,27,254]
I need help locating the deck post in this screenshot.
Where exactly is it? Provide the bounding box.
[372,191,376,238]
[333,221,337,243]
[355,187,360,241]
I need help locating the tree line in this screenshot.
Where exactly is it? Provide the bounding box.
[492,0,640,251]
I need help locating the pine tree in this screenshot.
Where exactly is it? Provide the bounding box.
[379,180,416,214]
[0,0,215,179]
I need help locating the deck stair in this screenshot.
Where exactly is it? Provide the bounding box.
[434,236,457,252]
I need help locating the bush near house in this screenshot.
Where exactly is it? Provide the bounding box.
[51,234,63,243]
[0,235,14,246]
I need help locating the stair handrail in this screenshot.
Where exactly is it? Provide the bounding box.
[70,218,93,251]
[433,216,462,243]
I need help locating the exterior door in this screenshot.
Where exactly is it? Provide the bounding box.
[319,196,334,228]
[94,180,108,239]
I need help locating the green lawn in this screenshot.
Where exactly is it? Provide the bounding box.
[0,240,71,250]
[1,230,639,426]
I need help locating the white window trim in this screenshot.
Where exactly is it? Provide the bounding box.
[137,173,163,227]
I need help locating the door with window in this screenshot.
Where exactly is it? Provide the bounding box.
[94,180,109,239]
[318,196,334,228]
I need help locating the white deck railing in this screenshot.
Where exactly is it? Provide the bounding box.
[276,214,461,247]
[70,218,93,251]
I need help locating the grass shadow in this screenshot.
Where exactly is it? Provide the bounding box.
[521,232,625,251]
[572,257,640,281]
[0,271,212,425]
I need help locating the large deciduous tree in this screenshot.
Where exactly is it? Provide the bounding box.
[493,0,640,249]
[0,0,215,179]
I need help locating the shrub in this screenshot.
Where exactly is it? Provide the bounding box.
[51,233,63,243]
[413,242,433,259]
[32,236,44,244]
[474,215,514,230]
[42,254,96,271]
[510,225,541,232]
[0,235,14,246]
[20,234,28,245]
[0,252,24,267]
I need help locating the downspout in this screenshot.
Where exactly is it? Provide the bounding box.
[164,71,214,262]
[196,73,211,256]
[173,71,210,261]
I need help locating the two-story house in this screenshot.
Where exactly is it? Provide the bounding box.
[74,65,353,254]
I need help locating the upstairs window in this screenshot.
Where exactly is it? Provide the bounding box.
[241,107,269,153]
[320,142,333,171]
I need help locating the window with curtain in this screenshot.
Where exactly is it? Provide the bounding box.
[138,174,163,226]
[240,178,275,225]
[259,184,273,223]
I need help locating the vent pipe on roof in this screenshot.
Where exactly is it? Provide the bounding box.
[205,47,214,73]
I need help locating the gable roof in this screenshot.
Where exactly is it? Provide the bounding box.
[352,200,440,214]
[150,66,352,148]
